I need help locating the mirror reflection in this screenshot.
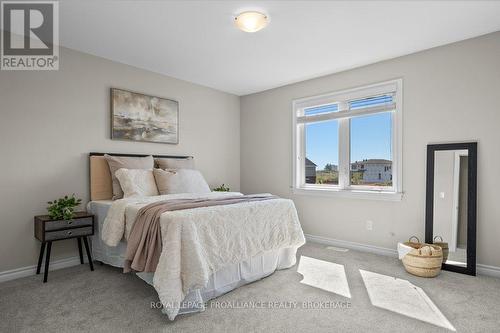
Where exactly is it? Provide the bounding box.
[433,150,468,267]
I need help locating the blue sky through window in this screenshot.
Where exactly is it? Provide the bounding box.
[305,120,338,169]
[351,112,392,164]
[305,112,392,170]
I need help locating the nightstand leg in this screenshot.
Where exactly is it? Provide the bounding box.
[77,238,84,264]
[43,241,52,283]
[83,236,94,271]
[36,242,46,274]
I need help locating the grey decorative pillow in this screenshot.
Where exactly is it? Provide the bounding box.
[155,157,194,170]
[153,168,211,195]
[104,154,154,199]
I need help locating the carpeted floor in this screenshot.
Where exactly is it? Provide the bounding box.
[1,242,499,332]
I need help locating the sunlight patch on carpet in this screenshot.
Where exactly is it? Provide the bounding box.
[360,269,455,331]
[297,256,351,298]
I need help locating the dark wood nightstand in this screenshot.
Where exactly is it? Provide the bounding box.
[34,212,95,282]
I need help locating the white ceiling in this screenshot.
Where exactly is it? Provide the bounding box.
[59,1,500,95]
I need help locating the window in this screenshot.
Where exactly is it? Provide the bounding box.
[292,79,402,200]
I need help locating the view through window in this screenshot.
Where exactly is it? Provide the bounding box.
[295,80,401,194]
[350,112,392,187]
[305,120,339,185]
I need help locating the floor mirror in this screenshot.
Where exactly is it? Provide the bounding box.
[425,142,477,275]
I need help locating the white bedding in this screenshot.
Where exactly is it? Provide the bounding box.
[88,200,298,317]
[98,192,306,320]
[103,192,246,245]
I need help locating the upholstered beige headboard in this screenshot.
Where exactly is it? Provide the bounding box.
[89,153,192,201]
[89,155,113,201]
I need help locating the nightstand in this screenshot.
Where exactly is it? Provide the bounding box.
[34,212,95,282]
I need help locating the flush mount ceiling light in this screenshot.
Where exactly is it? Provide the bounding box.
[234,11,268,33]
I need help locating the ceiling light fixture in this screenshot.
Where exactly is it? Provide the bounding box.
[234,11,268,33]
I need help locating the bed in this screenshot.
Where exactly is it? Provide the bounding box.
[87,153,305,320]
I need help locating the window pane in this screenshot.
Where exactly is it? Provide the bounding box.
[349,95,393,110]
[304,103,338,116]
[305,120,339,185]
[350,113,392,187]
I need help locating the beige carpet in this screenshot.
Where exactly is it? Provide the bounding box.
[1,242,499,332]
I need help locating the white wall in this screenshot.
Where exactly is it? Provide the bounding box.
[0,47,240,272]
[240,32,500,267]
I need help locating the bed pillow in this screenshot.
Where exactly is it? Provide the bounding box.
[104,154,154,199]
[115,168,159,198]
[153,168,211,195]
[155,157,194,170]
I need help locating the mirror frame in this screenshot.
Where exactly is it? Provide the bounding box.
[425,142,477,276]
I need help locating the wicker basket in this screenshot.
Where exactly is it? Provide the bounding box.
[403,236,422,249]
[402,237,443,278]
[433,236,449,263]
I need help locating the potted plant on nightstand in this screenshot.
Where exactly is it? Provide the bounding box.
[47,194,82,220]
[35,194,95,282]
[213,184,230,192]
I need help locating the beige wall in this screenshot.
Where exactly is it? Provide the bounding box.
[0,47,240,272]
[240,32,500,267]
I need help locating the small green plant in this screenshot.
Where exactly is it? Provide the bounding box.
[213,184,230,192]
[47,195,82,220]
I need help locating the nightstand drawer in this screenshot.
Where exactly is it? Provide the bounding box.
[45,217,93,231]
[45,226,93,241]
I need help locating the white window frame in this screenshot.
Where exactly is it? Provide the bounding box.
[292,79,403,201]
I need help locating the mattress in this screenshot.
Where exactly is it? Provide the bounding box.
[87,200,297,316]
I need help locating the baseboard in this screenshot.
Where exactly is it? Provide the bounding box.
[476,264,500,278]
[0,256,81,283]
[305,233,500,278]
[305,234,398,258]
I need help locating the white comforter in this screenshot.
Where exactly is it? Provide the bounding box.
[101,192,305,320]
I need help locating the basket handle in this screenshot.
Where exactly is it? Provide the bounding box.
[408,236,420,243]
[433,236,443,242]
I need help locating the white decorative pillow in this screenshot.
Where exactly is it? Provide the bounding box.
[153,168,211,195]
[115,168,159,198]
[104,154,154,199]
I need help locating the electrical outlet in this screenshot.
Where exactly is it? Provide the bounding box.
[366,220,373,231]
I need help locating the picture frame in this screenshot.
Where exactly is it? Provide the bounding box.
[110,88,179,144]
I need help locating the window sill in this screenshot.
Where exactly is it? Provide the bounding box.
[292,186,403,201]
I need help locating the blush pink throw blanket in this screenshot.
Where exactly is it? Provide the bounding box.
[124,194,278,273]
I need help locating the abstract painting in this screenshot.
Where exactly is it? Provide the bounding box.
[111,88,179,144]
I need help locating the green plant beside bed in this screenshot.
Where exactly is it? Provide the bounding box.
[213,184,230,192]
[47,195,82,220]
